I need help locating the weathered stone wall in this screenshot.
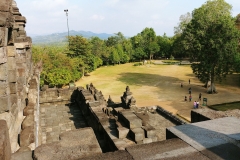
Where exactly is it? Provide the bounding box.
[0,120,11,160]
[0,0,34,152]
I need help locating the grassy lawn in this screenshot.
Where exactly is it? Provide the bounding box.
[208,102,240,111]
[75,62,240,118]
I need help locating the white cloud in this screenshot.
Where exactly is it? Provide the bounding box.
[90,14,105,21]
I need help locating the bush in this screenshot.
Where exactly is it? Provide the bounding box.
[133,62,143,66]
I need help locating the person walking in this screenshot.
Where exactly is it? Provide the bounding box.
[196,101,199,108]
[189,79,190,84]
[184,96,187,101]
[199,93,202,101]
[189,95,192,102]
[181,83,183,88]
[194,101,196,109]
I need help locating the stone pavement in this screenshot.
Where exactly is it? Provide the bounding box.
[40,102,87,144]
[167,117,240,160]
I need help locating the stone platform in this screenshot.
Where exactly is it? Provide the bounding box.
[167,117,240,160]
[40,102,87,144]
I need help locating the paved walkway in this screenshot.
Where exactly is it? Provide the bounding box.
[40,103,87,144]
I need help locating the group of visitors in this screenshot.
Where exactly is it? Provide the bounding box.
[182,79,202,109]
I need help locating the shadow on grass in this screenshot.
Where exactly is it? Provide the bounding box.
[117,72,182,87]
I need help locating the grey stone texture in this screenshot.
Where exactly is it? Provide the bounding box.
[83,150,133,160]
[34,128,102,160]
[126,138,210,160]
[11,151,32,160]
[167,117,240,160]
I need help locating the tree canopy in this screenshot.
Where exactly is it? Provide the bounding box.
[181,0,240,93]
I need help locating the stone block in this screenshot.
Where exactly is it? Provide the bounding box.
[8,69,17,82]
[11,151,32,160]
[84,150,133,160]
[17,68,25,77]
[117,127,129,139]
[0,12,10,27]
[0,0,11,12]
[0,81,9,95]
[29,79,37,89]
[26,49,31,58]
[10,102,18,116]
[126,138,210,160]
[10,94,17,106]
[0,27,8,47]
[0,120,11,160]
[15,42,29,49]
[23,104,34,116]
[14,16,26,23]
[0,47,7,64]
[142,125,156,138]
[9,82,17,94]
[143,138,152,144]
[17,77,26,88]
[129,128,145,142]
[0,63,7,80]
[0,95,10,113]
[7,46,16,57]
[7,57,16,70]
[22,115,34,130]
[20,126,34,147]
[34,128,102,160]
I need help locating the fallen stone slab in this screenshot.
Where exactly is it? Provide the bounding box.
[126,138,210,160]
[167,117,240,160]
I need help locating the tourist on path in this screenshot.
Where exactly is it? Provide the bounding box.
[188,87,191,94]
[181,83,183,88]
[189,79,190,84]
[199,93,202,101]
[184,96,187,101]
[196,101,199,108]
[194,101,196,108]
[189,95,192,102]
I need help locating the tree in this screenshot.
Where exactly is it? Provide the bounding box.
[181,0,240,93]
[140,28,160,61]
[156,33,172,58]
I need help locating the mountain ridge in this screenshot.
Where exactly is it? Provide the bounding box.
[31,30,115,45]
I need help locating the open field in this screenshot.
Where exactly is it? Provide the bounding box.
[75,62,240,121]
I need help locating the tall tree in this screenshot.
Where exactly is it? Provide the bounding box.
[140,27,160,61]
[181,0,240,93]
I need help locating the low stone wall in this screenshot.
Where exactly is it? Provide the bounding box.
[39,87,76,104]
[191,108,240,123]
[156,106,186,125]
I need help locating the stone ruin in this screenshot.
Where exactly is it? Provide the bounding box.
[0,1,240,159]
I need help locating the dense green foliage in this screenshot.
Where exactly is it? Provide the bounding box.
[32,0,240,88]
[179,0,240,93]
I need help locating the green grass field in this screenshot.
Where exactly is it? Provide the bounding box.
[75,62,240,116]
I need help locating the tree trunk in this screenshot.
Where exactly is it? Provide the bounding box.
[208,70,216,93]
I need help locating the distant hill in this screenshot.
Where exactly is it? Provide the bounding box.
[31,30,114,45]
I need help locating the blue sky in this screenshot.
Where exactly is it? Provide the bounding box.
[16,0,240,37]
